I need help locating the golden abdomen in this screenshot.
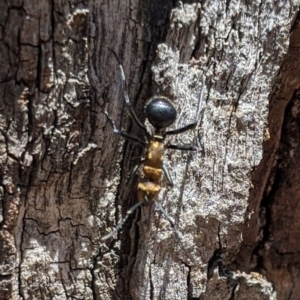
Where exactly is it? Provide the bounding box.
[137,182,160,202]
[137,139,165,202]
[145,140,164,168]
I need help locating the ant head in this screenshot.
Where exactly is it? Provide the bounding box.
[144,97,177,130]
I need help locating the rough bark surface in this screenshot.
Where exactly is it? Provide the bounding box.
[237,12,300,300]
[0,0,299,300]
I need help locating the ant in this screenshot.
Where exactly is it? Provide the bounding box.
[101,50,205,241]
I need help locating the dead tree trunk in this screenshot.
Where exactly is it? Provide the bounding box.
[0,0,299,299]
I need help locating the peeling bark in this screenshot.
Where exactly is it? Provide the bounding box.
[0,0,299,299]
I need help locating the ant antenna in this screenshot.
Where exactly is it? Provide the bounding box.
[103,110,146,146]
[109,49,150,138]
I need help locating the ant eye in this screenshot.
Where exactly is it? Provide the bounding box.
[145,97,177,129]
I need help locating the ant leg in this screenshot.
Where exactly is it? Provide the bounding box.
[104,111,146,146]
[155,202,177,233]
[101,200,145,241]
[167,144,196,151]
[166,122,197,135]
[130,163,140,180]
[128,160,143,185]
[166,75,206,135]
[155,202,194,263]
[162,164,174,187]
[110,50,150,137]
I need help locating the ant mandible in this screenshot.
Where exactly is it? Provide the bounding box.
[101,50,205,241]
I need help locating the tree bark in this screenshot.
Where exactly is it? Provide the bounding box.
[0,0,299,299]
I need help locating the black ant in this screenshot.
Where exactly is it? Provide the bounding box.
[101,50,205,241]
